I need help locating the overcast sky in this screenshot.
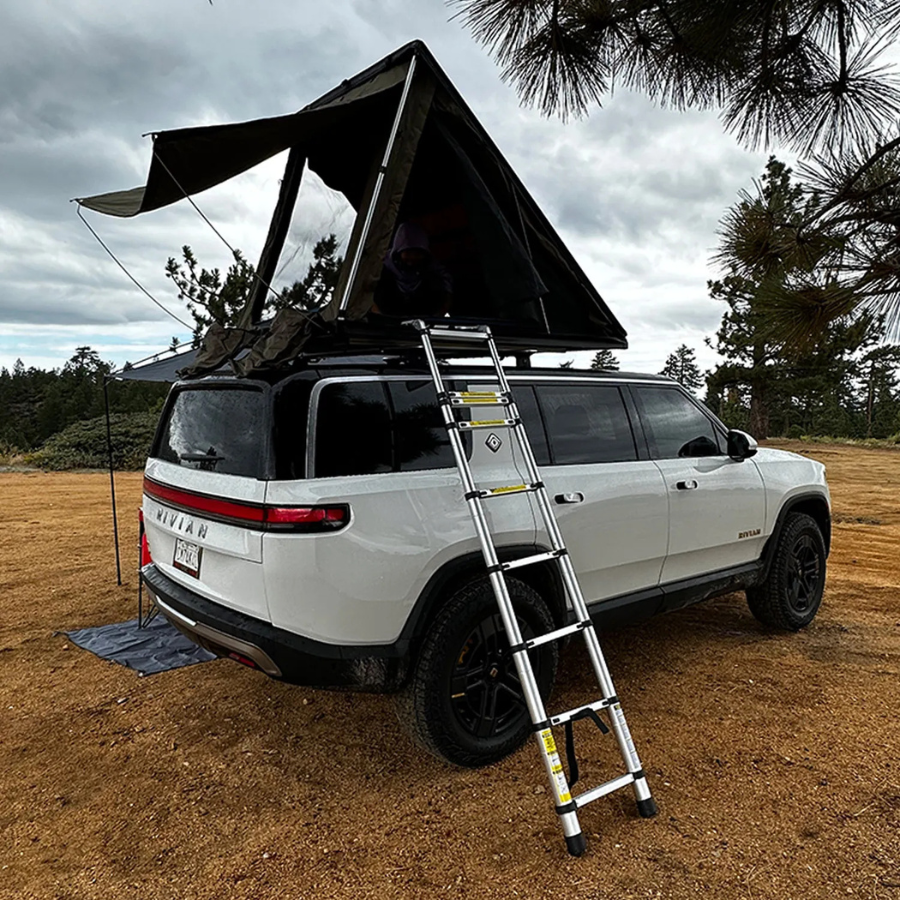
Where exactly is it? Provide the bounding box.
[0,0,779,376]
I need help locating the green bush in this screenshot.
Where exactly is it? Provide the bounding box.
[29,412,160,471]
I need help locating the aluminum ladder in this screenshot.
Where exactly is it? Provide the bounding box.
[411,319,657,856]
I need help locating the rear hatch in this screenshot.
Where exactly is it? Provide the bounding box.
[143,381,272,621]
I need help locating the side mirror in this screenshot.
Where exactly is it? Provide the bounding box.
[727,429,758,461]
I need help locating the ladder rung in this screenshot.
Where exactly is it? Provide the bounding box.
[458,418,515,430]
[425,327,491,342]
[470,483,536,499]
[446,390,510,407]
[573,773,636,809]
[519,619,591,651]
[501,549,566,571]
[548,698,611,728]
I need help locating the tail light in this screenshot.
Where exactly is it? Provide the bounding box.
[138,508,152,566]
[264,506,349,531]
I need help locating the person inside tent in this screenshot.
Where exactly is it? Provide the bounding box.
[371,222,453,318]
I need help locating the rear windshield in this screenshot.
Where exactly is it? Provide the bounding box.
[152,387,266,478]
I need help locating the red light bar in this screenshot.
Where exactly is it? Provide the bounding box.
[143,477,349,532]
[144,478,264,523]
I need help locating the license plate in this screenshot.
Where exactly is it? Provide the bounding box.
[173,538,202,578]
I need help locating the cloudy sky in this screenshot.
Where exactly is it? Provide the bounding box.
[1,0,779,376]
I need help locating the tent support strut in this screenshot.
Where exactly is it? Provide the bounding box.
[338,54,419,314]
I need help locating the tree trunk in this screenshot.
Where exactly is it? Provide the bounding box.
[749,389,769,439]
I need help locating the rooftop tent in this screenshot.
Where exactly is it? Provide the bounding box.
[76,41,627,370]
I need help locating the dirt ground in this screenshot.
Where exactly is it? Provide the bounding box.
[1,440,898,899]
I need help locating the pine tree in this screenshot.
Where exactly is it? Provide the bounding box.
[165,236,343,344]
[660,345,702,393]
[590,350,620,371]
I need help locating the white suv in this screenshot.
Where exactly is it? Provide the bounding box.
[141,357,830,766]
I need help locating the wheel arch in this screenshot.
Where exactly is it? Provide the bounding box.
[399,545,567,662]
[761,492,831,579]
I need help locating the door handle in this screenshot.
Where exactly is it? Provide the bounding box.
[676,479,699,491]
[554,492,585,504]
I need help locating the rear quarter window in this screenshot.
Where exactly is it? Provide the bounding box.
[312,379,469,478]
[152,386,266,478]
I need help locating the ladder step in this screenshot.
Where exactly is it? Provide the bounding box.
[423,327,491,342]
[467,483,539,500]
[445,390,510,408]
[501,548,567,571]
[458,418,516,431]
[548,698,611,728]
[573,773,636,809]
[516,619,591,651]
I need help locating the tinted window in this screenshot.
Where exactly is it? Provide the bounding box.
[633,386,721,459]
[536,384,637,464]
[388,381,457,471]
[315,382,392,477]
[272,377,315,480]
[153,387,265,478]
[511,384,550,466]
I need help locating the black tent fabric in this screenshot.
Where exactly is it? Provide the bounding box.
[77,41,628,365]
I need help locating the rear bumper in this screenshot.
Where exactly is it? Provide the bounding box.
[142,564,408,691]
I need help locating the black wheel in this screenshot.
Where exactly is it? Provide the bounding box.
[747,512,826,630]
[394,577,558,767]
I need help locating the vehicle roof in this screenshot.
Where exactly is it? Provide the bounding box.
[176,354,676,388]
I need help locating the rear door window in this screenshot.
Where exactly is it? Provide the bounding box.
[153,387,266,478]
[631,386,723,459]
[536,383,637,464]
[511,384,550,466]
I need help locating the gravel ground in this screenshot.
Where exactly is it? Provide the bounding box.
[1,440,898,899]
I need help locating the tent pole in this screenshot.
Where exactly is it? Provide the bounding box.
[104,377,122,586]
[338,54,419,313]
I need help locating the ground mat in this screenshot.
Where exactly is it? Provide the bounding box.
[67,615,216,676]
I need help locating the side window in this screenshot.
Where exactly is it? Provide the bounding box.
[511,384,550,466]
[387,381,458,472]
[314,382,392,477]
[272,377,315,480]
[312,380,469,477]
[632,386,722,459]
[535,384,637,465]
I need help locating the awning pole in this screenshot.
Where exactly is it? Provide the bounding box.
[104,378,122,586]
[338,54,419,313]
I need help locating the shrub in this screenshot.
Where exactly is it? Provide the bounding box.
[29,412,160,471]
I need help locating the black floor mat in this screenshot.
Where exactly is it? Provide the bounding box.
[67,615,216,676]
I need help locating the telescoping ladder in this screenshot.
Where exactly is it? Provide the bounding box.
[411,319,657,857]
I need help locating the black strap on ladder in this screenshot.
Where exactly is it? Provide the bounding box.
[563,708,610,786]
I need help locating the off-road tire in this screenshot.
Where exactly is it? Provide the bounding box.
[747,512,826,631]
[394,577,557,767]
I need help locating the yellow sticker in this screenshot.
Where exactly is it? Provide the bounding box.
[540,729,557,755]
[491,485,526,495]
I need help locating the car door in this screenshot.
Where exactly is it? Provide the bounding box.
[629,384,767,587]
[518,379,669,607]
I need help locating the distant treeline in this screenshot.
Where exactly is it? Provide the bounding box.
[0,347,169,465]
